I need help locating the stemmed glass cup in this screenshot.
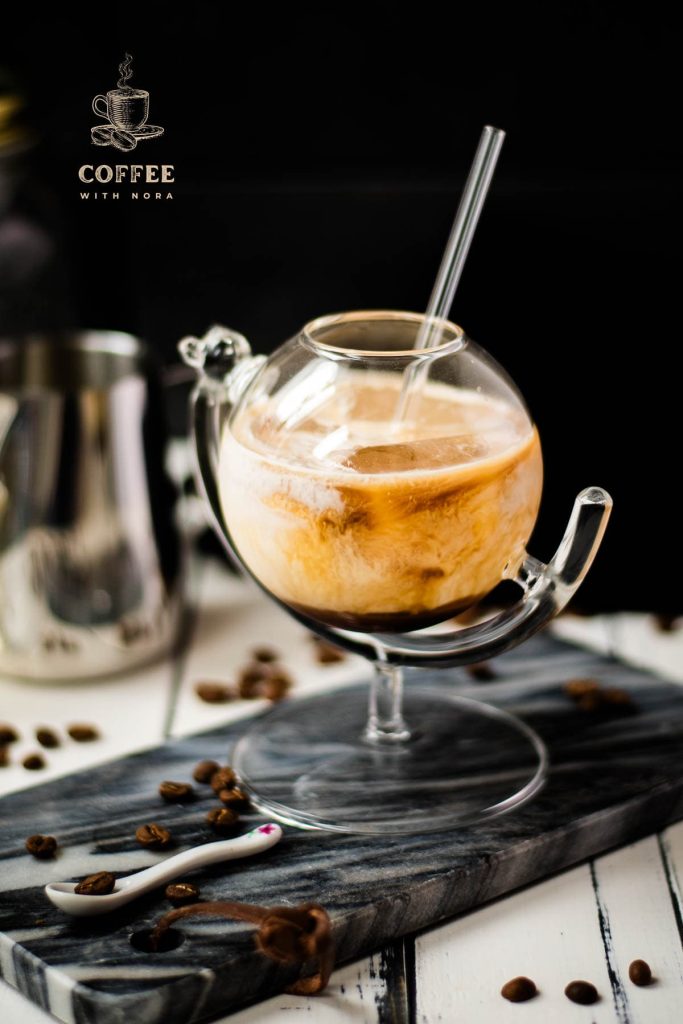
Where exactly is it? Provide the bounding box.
[180,310,611,835]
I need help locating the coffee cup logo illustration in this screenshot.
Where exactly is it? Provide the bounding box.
[91,54,164,152]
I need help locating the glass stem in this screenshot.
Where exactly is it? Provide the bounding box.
[365,652,411,743]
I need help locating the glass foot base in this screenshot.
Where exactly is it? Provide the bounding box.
[232,685,548,835]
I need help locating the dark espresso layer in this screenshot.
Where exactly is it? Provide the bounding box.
[290,593,486,634]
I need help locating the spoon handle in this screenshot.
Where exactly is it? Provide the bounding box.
[118,824,282,893]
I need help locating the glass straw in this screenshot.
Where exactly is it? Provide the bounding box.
[393,125,506,425]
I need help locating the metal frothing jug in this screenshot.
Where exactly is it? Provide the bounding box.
[0,330,182,680]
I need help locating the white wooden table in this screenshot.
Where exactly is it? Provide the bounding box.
[1,552,682,1024]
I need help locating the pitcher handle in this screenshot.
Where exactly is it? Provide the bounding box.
[180,326,612,669]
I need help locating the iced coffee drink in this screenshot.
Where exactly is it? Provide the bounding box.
[220,371,542,632]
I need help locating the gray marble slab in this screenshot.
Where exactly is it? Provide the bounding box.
[1,633,683,1024]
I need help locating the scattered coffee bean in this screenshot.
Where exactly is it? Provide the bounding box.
[251,645,279,663]
[467,661,497,682]
[565,980,598,1005]
[500,976,537,1002]
[217,786,249,808]
[260,671,291,701]
[311,637,345,664]
[207,806,239,834]
[0,745,9,768]
[564,678,601,698]
[22,753,46,770]
[210,766,236,793]
[655,613,680,633]
[601,687,632,706]
[165,881,200,905]
[628,959,653,986]
[74,871,116,896]
[136,823,172,848]
[193,759,221,784]
[67,723,100,742]
[159,781,194,803]
[25,834,57,859]
[237,664,270,697]
[194,681,235,704]
[577,692,604,712]
[0,724,19,744]
[36,727,60,749]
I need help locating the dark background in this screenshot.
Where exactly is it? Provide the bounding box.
[1,4,679,611]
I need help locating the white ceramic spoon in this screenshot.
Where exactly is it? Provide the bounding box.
[44,823,283,917]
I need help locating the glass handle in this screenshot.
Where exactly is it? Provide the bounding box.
[286,487,613,667]
[178,325,264,551]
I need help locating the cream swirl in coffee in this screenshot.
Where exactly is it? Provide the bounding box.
[220,371,543,631]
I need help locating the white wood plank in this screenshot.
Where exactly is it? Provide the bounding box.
[591,832,683,1024]
[169,558,368,740]
[552,613,615,657]
[659,819,683,948]
[604,614,683,684]
[216,950,401,1023]
[414,863,620,1023]
[0,653,175,798]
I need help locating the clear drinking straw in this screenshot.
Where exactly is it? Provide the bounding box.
[393,125,506,425]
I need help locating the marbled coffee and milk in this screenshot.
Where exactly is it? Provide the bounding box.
[220,371,542,631]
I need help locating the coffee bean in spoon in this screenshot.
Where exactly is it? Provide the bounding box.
[75,871,116,896]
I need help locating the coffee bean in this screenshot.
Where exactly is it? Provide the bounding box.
[67,723,100,742]
[261,672,291,701]
[159,781,194,803]
[0,724,19,744]
[500,976,537,1002]
[467,661,497,682]
[251,646,279,663]
[194,681,235,704]
[565,980,598,1005]
[577,692,604,712]
[601,687,633,706]
[75,871,116,895]
[136,823,172,848]
[628,959,652,986]
[217,786,249,808]
[193,759,221,784]
[22,753,46,770]
[165,881,200,905]
[207,806,239,834]
[655,613,680,633]
[210,766,236,793]
[0,745,9,768]
[564,678,601,699]
[25,834,57,859]
[36,727,60,749]
[238,664,270,697]
[310,637,345,664]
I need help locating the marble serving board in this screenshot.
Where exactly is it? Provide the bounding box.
[2,633,683,1024]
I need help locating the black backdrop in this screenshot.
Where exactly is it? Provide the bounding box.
[2,4,679,611]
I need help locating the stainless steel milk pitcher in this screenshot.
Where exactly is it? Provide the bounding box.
[0,330,182,679]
